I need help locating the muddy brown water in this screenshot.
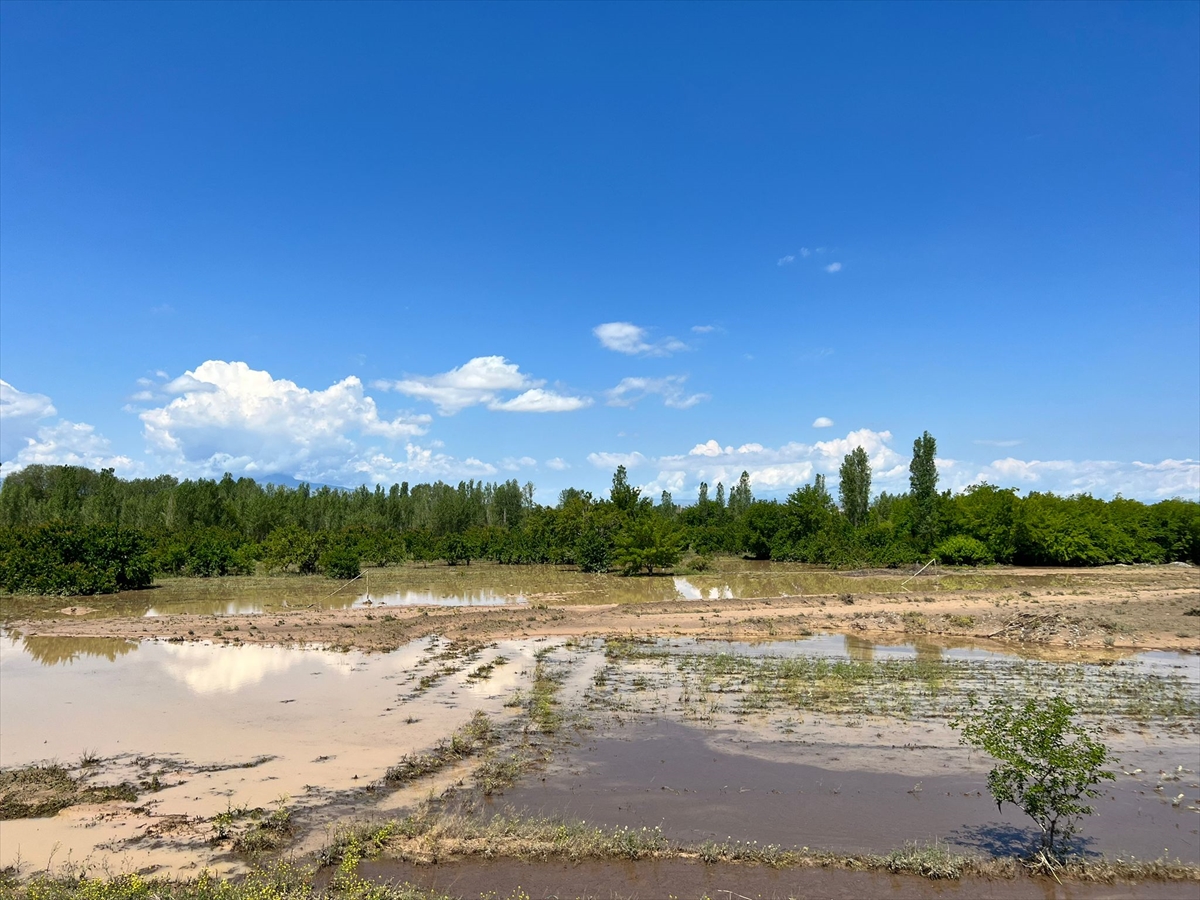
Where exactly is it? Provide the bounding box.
[494,719,1200,864]
[2,629,1197,882]
[0,633,548,875]
[356,858,1199,899]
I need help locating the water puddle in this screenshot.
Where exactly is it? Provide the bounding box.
[497,719,1200,864]
[0,633,549,875]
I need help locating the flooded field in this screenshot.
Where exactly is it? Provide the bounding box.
[1,558,1169,621]
[2,622,1197,896]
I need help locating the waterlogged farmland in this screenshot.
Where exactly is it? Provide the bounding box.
[2,599,1199,897]
[1,561,1198,898]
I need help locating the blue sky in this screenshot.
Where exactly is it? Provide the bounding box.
[1,1,1197,502]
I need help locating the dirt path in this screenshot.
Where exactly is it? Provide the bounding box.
[7,564,1198,653]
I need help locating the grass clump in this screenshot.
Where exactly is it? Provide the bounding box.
[0,860,462,900]
[0,764,137,820]
[316,809,1199,883]
[384,712,495,785]
[231,801,294,854]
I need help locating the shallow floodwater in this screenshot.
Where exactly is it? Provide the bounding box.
[497,718,1200,863]
[0,633,544,875]
[1,559,1101,619]
[2,630,1196,880]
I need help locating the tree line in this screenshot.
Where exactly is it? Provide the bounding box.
[1,431,1196,595]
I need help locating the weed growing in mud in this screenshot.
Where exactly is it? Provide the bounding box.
[232,801,294,854]
[313,808,1200,883]
[526,661,563,733]
[384,712,496,784]
[0,861,466,900]
[599,639,1200,726]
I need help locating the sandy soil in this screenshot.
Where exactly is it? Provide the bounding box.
[7,564,1198,654]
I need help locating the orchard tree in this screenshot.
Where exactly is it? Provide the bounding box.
[838,446,871,528]
[612,515,685,575]
[953,695,1115,861]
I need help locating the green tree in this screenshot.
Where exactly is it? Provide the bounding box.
[612,516,684,575]
[953,695,1115,859]
[609,465,641,513]
[729,471,754,516]
[909,431,939,552]
[838,446,871,528]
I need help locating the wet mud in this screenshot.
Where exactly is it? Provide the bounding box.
[358,857,1200,899]
[495,719,1200,863]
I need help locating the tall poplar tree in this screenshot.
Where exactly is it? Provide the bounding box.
[838,446,871,528]
[909,431,939,551]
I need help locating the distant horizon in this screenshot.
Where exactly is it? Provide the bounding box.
[2,3,1197,504]
[1,453,1196,508]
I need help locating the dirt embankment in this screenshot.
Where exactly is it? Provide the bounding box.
[7,565,1198,653]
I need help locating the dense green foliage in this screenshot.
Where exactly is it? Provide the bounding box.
[0,432,1196,595]
[953,695,1116,858]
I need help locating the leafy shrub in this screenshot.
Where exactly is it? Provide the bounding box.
[575,523,613,573]
[952,695,1115,858]
[0,524,153,595]
[319,544,361,580]
[934,535,993,566]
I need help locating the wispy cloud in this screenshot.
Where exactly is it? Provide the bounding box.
[965,457,1199,500]
[605,376,709,410]
[489,389,592,413]
[545,457,570,471]
[974,439,1022,448]
[593,322,687,357]
[825,262,842,274]
[587,450,647,469]
[777,254,795,266]
[799,348,835,362]
[691,324,717,334]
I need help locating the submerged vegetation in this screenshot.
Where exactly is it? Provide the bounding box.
[598,639,1200,725]
[0,764,138,820]
[1,430,1196,596]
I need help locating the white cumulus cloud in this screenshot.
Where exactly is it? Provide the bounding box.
[1,380,137,475]
[640,429,907,499]
[545,457,570,471]
[593,322,687,357]
[812,417,834,428]
[605,376,708,410]
[376,356,588,415]
[139,360,435,483]
[1,380,57,461]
